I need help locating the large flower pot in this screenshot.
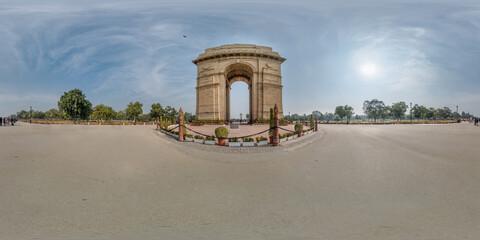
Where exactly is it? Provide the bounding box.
[218,138,227,146]
[297,132,302,137]
[269,137,273,144]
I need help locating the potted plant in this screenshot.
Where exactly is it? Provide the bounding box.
[193,135,204,143]
[256,136,268,146]
[228,137,241,147]
[215,126,229,146]
[185,133,194,142]
[243,137,255,147]
[205,135,215,145]
[295,123,303,137]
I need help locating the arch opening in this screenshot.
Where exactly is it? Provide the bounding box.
[225,63,253,123]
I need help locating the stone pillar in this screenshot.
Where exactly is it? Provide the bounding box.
[179,108,184,141]
[273,104,280,146]
[156,117,160,131]
[315,118,318,132]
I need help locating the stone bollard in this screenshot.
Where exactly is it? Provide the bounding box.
[315,118,318,132]
[179,107,184,141]
[273,104,280,146]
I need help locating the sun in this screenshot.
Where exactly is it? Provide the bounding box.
[360,62,377,76]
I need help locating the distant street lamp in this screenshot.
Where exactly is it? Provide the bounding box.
[29,106,32,124]
[410,102,412,122]
[240,113,243,124]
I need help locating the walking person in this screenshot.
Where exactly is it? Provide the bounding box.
[0,117,2,126]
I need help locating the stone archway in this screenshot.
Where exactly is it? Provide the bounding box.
[193,44,286,123]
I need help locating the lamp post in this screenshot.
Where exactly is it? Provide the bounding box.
[410,102,412,122]
[240,113,243,124]
[29,106,32,124]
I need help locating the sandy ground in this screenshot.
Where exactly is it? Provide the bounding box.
[0,122,479,240]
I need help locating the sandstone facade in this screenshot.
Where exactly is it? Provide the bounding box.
[193,44,286,122]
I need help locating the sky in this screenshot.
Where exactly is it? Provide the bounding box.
[1,0,479,117]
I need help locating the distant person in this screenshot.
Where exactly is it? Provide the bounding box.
[0,117,2,126]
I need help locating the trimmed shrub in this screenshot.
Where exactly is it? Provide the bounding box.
[243,137,254,142]
[295,123,303,133]
[215,126,229,139]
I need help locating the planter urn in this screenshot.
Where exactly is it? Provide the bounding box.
[218,138,227,146]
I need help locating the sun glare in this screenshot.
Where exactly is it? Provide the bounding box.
[360,62,377,76]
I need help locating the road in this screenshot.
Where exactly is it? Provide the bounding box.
[1,123,479,239]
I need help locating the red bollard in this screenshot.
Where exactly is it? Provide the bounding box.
[178,107,184,141]
[273,104,280,146]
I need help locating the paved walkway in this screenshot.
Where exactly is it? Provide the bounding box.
[1,122,479,239]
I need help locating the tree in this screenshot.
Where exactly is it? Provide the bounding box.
[334,106,346,121]
[126,101,143,125]
[184,112,194,122]
[164,106,178,123]
[310,114,314,129]
[363,99,386,123]
[412,104,428,119]
[45,108,61,120]
[344,105,354,123]
[117,110,126,120]
[391,101,408,122]
[31,111,46,119]
[312,110,323,121]
[58,89,93,123]
[425,107,435,119]
[16,110,29,119]
[435,107,452,119]
[324,112,334,121]
[149,103,162,120]
[91,104,116,121]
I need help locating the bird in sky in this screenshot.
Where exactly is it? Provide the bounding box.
[183,35,187,38]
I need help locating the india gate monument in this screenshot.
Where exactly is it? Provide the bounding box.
[193,44,286,123]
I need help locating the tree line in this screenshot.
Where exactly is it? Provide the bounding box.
[285,99,476,123]
[15,89,194,124]
[13,90,477,124]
